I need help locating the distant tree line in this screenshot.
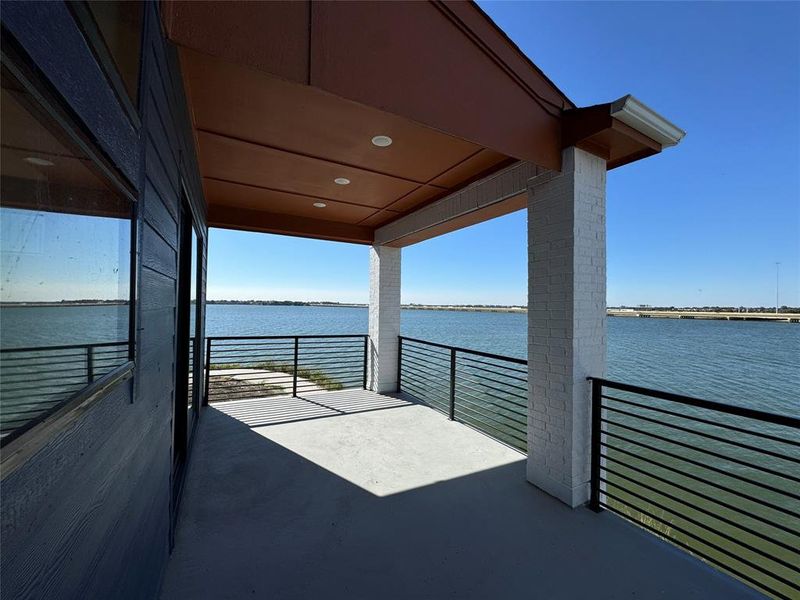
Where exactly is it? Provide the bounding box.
[207,300,365,307]
[0,299,129,306]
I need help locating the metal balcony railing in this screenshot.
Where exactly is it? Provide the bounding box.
[588,377,800,600]
[398,336,528,452]
[0,341,129,442]
[6,333,795,599]
[204,335,368,404]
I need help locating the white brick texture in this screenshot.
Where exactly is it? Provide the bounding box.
[526,147,607,507]
[368,245,401,393]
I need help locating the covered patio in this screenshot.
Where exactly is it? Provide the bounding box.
[1,4,793,599]
[160,390,758,600]
[164,0,687,509]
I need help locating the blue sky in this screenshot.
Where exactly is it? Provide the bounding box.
[0,208,130,302]
[208,1,799,307]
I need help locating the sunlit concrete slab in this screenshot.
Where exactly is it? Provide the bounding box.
[161,390,760,600]
[212,390,412,433]
[214,390,519,496]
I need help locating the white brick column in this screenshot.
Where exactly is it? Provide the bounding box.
[368,245,401,393]
[527,146,607,507]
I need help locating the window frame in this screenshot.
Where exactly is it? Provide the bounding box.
[189,222,203,417]
[66,0,144,126]
[0,34,139,466]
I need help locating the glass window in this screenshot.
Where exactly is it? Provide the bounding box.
[85,0,143,104]
[0,65,134,444]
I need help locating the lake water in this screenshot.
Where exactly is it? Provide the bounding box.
[1,303,798,414]
[203,304,799,416]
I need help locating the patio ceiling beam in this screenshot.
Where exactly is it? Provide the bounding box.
[208,204,373,245]
[373,161,547,248]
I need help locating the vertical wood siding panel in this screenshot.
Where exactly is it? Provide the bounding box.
[143,179,179,251]
[142,222,178,279]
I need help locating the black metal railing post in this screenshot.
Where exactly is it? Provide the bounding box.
[589,377,603,512]
[448,347,456,421]
[397,337,402,393]
[204,337,212,406]
[292,337,299,397]
[0,340,129,441]
[362,335,368,390]
[582,376,800,598]
[396,336,527,451]
[87,345,95,383]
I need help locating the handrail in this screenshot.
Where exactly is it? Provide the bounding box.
[0,340,127,353]
[205,334,368,405]
[399,336,527,365]
[588,376,800,428]
[207,334,368,341]
[398,336,528,452]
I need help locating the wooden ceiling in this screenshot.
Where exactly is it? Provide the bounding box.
[180,48,513,243]
[165,1,575,244]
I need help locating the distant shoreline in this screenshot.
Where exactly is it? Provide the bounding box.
[1,301,129,308]
[208,301,799,319]
[205,301,527,313]
[3,301,798,321]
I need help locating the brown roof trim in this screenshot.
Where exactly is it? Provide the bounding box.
[563,100,670,169]
[208,204,373,245]
[453,1,575,111]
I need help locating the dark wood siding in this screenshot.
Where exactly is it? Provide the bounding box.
[0,2,207,599]
[1,0,140,185]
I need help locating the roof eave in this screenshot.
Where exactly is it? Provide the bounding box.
[563,95,685,169]
[610,95,686,148]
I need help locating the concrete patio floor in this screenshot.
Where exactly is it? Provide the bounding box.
[160,390,761,600]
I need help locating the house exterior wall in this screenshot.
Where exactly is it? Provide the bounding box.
[0,2,206,598]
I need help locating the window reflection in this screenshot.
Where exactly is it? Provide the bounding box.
[0,66,133,443]
[85,0,143,104]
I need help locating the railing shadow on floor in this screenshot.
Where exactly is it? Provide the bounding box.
[211,390,416,429]
[160,398,759,600]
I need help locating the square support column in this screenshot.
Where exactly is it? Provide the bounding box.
[368,245,401,393]
[527,146,607,507]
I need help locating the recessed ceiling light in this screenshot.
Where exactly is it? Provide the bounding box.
[24,157,54,167]
[313,202,327,208]
[371,135,393,147]
[334,177,350,185]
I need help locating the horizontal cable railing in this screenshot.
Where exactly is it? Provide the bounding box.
[588,377,800,600]
[0,341,129,442]
[398,336,527,452]
[205,335,368,404]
